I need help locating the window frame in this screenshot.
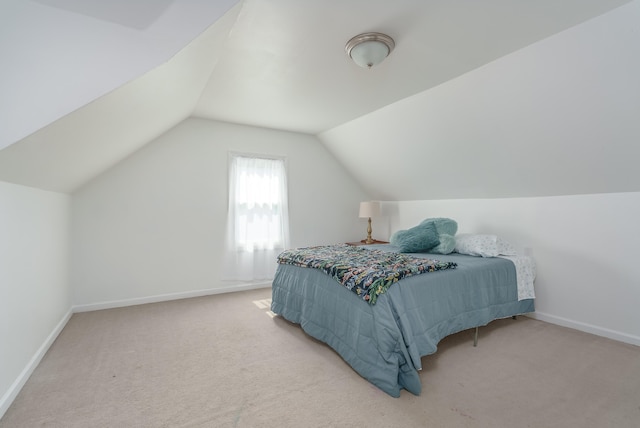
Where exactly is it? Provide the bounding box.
[227,152,290,253]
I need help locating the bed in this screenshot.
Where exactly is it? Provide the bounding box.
[270,243,535,397]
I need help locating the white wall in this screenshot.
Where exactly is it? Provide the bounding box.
[71,118,369,307]
[316,2,640,346]
[379,193,640,345]
[0,181,71,416]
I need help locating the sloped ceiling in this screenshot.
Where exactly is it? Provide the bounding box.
[0,0,633,194]
[0,0,239,150]
[193,0,632,134]
[320,0,640,200]
[0,5,241,193]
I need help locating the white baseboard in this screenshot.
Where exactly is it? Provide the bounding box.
[527,311,640,347]
[0,309,73,419]
[72,281,272,313]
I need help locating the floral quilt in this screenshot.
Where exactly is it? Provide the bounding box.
[277,244,457,305]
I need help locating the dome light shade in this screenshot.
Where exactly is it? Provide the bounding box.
[345,32,395,68]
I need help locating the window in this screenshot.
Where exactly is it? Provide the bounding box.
[225,154,289,280]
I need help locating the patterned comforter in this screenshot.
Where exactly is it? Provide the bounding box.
[277,244,457,305]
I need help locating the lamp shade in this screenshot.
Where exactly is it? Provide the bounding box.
[359,201,380,218]
[350,40,389,68]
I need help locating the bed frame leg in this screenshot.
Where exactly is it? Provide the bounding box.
[473,317,515,347]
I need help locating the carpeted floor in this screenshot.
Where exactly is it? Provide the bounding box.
[2,287,639,427]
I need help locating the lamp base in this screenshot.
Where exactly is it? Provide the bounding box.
[357,238,388,245]
[363,217,374,245]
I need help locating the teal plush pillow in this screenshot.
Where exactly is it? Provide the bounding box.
[420,217,458,236]
[430,233,456,254]
[390,222,440,253]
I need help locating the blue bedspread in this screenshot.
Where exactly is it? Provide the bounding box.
[271,244,535,397]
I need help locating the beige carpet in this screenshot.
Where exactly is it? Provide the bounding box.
[2,287,639,428]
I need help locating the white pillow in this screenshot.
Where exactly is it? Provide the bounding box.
[455,234,517,258]
[497,236,517,256]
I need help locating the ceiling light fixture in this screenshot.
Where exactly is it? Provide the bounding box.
[345,32,395,69]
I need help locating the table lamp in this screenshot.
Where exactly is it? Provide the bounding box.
[359,201,380,244]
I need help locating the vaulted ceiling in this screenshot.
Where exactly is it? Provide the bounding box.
[0,0,633,193]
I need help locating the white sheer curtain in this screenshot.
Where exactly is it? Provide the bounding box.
[224,155,290,281]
